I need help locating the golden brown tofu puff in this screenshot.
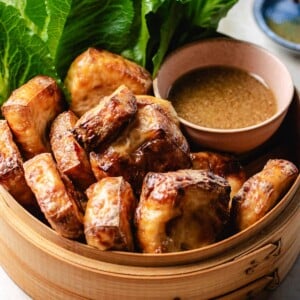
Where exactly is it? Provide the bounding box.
[135,169,231,253]
[72,85,137,151]
[1,75,64,159]
[231,159,298,231]
[135,95,179,126]
[65,48,152,116]
[0,120,35,207]
[24,153,84,239]
[190,151,246,203]
[50,110,96,193]
[90,104,191,193]
[84,177,137,251]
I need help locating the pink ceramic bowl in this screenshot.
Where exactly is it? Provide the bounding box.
[153,38,294,154]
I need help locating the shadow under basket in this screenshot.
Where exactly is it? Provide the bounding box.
[0,91,299,300]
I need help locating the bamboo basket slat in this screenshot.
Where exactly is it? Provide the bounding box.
[216,276,275,300]
[0,185,299,299]
[0,91,299,299]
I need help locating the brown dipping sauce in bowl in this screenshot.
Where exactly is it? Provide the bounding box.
[153,38,294,154]
[169,66,277,130]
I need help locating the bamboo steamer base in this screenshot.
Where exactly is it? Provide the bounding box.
[0,91,299,299]
[0,184,299,300]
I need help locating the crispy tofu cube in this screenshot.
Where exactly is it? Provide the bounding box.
[0,120,35,206]
[84,177,137,251]
[190,151,246,204]
[135,169,231,253]
[50,110,96,192]
[23,153,84,239]
[65,48,152,116]
[90,104,191,192]
[72,85,137,151]
[231,159,298,231]
[2,75,64,159]
[136,95,179,126]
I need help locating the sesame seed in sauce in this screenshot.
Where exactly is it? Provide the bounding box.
[169,66,277,129]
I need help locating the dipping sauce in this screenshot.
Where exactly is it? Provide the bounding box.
[168,66,277,129]
[267,19,300,44]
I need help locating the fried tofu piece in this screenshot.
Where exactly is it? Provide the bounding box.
[0,120,35,206]
[84,177,137,251]
[72,85,137,151]
[65,48,152,116]
[90,104,191,192]
[191,151,246,204]
[23,153,84,239]
[135,169,231,253]
[1,75,64,159]
[231,159,299,231]
[50,110,96,193]
[136,95,179,126]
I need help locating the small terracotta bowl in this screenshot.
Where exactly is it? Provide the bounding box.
[153,38,294,154]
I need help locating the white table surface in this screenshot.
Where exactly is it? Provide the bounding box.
[1,0,299,299]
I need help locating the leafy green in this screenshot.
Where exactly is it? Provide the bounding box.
[0,0,134,104]
[0,0,237,105]
[0,3,60,104]
[123,0,238,75]
[55,0,134,78]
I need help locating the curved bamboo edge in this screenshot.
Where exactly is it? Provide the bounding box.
[0,173,299,268]
[0,184,299,299]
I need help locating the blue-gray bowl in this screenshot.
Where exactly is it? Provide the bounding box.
[253,0,300,52]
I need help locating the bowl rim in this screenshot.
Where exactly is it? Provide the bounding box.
[253,0,300,52]
[153,37,295,133]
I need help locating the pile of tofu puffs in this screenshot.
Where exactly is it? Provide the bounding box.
[0,48,298,253]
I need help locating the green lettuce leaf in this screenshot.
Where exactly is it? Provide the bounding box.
[55,0,134,78]
[122,0,238,76]
[0,0,237,105]
[0,3,60,104]
[0,0,134,104]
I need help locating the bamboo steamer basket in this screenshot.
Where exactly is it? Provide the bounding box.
[0,91,299,300]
